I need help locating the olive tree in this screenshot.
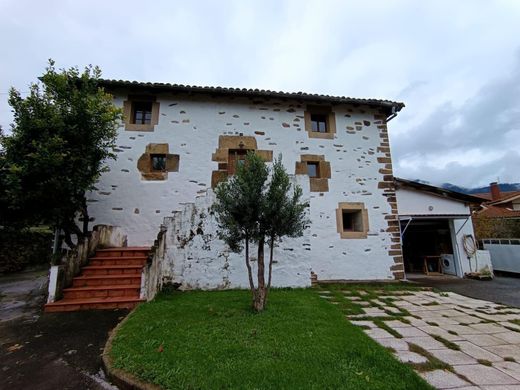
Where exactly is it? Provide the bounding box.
[213,152,309,312]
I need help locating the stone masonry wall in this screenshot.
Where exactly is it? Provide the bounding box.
[87,92,401,282]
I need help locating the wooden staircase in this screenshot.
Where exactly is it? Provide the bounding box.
[44,247,150,312]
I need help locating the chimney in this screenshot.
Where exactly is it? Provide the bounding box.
[490,182,501,201]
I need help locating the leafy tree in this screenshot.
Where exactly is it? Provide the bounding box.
[213,152,309,311]
[0,60,122,248]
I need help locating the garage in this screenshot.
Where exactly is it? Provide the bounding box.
[395,178,485,278]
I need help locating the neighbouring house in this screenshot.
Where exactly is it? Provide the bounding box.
[472,182,520,274]
[473,182,520,239]
[394,178,489,278]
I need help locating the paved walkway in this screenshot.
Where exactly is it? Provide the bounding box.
[320,288,520,389]
[409,274,520,308]
[0,269,125,389]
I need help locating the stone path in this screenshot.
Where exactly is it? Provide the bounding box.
[319,288,520,389]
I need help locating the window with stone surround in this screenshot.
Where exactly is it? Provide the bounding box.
[151,154,166,171]
[132,102,153,125]
[295,154,331,192]
[227,149,248,175]
[123,95,160,131]
[304,105,336,139]
[336,202,369,239]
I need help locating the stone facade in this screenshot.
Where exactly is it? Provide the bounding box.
[87,87,403,289]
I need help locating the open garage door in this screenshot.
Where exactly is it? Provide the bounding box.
[400,218,459,276]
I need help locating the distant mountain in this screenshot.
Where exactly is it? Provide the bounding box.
[441,182,520,195]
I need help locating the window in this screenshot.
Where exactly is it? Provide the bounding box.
[133,102,153,125]
[342,209,363,232]
[151,154,166,171]
[336,202,369,239]
[123,96,159,131]
[228,149,248,175]
[304,106,336,139]
[307,162,319,178]
[310,114,328,133]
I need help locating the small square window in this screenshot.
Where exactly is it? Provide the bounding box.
[342,210,363,232]
[151,154,166,171]
[307,162,319,178]
[132,102,153,125]
[228,149,248,175]
[310,114,328,133]
[337,202,368,239]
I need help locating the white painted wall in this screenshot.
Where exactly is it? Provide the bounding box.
[396,188,470,216]
[87,92,398,285]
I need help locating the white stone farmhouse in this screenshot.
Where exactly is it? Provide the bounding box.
[82,80,407,291]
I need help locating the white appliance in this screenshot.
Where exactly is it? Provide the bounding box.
[441,254,456,275]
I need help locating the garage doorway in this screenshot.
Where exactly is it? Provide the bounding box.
[401,219,459,276]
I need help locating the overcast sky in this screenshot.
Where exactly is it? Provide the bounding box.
[1,0,519,188]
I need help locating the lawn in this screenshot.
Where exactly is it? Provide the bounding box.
[110,288,431,389]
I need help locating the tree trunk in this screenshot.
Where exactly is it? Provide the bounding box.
[265,235,275,304]
[254,238,266,312]
[81,197,90,236]
[243,234,256,304]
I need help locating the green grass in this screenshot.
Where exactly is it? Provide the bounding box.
[430,335,460,351]
[110,289,431,390]
[477,359,492,366]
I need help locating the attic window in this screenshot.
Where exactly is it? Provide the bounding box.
[151,154,166,171]
[342,210,363,232]
[310,114,328,133]
[304,106,336,139]
[132,102,153,125]
[123,96,159,131]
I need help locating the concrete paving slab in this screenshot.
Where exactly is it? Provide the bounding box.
[385,320,412,328]
[419,369,472,389]
[364,328,395,339]
[350,320,377,328]
[494,331,520,344]
[453,364,520,386]
[362,307,387,316]
[395,326,430,338]
[403,336,446,350]
[481,385,520,390]
[451,315,482,324]
[455,341,503,362]
[417,326,465,341]
[461,333,509,347]
[494,361,520,381]
[394,350,428,364]
[376,337,410,351]
[406,317,430,327]
[483,345,520,361]
[444,324,484,335]
[429,349,477,365]
[470,323,509,334]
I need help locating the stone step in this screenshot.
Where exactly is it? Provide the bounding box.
[89,256,147,266]
[72,274,142,287]
[95,247,150,258]
[44,296,144,312]
[62,284,141,299]
[82,265,143,276]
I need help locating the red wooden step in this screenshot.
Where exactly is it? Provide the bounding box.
[62,284,141,299]
[72,274,142,287]
[89,256,147,266]
[95,247,150,258]
[44,297,144,312]
[82,265,143,276]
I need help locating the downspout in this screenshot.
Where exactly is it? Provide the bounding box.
[386,106,398,122]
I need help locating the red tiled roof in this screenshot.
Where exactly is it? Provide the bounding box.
[473,191,520,202]
[475,205,520,218]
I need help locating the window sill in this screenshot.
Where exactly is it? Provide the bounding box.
[125,123,155,132]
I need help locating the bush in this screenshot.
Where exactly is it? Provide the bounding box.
[0,228,53,273]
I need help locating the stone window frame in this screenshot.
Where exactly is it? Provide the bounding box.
[304,105,336,139]
[295,154,331,192]
[137,143,179,181]
[211,135,273,188]
[336,202,369,239]
[123,95,160,132]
